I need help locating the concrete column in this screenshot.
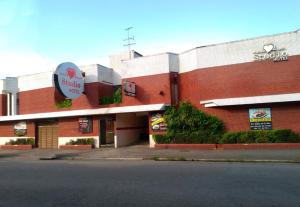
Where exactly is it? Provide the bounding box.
[11,93,16,115]
[149,135,155,148]
[114,135,118,149]
[6,93,11,116]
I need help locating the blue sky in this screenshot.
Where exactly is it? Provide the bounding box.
[0,0,300,78]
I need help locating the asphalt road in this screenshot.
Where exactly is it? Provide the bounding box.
[0,160,299,207]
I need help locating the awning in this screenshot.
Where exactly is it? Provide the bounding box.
[200,93,300,107]
[0,103,168,122]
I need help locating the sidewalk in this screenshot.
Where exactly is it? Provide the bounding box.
[1,145,300,163]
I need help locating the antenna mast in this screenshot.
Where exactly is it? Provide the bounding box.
[123,27,136,59]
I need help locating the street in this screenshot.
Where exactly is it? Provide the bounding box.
[0,160,299,207]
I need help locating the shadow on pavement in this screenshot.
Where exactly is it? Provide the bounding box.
[54,153,80,160]
[0,153,20,158]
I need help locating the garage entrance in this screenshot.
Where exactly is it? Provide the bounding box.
[115,112,149,148]
[37,122,59,149]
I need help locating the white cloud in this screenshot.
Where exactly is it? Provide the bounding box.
[0,51,112,79]
[0,51,56,79]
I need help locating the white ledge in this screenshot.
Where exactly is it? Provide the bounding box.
[200,93,300,107]
[0,104,168,122]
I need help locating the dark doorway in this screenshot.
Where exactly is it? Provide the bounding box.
[99,118,115,146]
[137,115,149,145]
[100,119,106,145]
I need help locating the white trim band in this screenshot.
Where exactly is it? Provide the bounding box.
[0,103,168,122]
[200,93,300,107]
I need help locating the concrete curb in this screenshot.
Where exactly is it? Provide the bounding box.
[53,156,300,163]
[155,143,300,150]
[148,158,300,163]
[57,157,144,161]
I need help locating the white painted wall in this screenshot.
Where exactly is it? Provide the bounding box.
[0,137,34,146]
[79,64,98,83]
[11,64,114,92]
[58,136,99,148]
[179,29,300,73]
[97,65,113,84]
[110,52,179,79]
[79,64,113,84]
[1,77,18,115]
[115,113,147,148]
[18,71,54,92]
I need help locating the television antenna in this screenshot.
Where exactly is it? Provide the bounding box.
[123,27,136,59]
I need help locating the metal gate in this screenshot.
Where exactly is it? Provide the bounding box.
[38,125,58,149]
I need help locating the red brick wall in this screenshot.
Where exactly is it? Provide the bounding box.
[18,73,172,115]
[0,94,7,116]
[202,103,300,132]
[58,116,99,137]
[179,55,300,103]
[179,55,300,132]
[19,82,114,114]
[0,121,35,137]
[122,73,172,106]
[99,84,114,99]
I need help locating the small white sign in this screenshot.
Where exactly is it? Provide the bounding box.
[14,121,27,136]
[123,81,136,96]
[14,122,27,130]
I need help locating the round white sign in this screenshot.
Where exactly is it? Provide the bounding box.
[54,62,84,99]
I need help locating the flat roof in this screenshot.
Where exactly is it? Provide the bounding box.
[200,93,300,107]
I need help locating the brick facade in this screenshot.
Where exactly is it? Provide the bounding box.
[0,121,35,137]
[1,30,300,146]
[18,73,172,115]
[0,94,7,116]
[19,82,114,114]
[58,116,99,137]
[121,73,172,106]
[179,55,300,132]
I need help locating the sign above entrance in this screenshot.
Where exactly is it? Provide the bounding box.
[54,62,84,99]
[253,44,288,62]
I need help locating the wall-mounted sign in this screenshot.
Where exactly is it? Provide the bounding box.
[54,62,84,99]
[249,108,272,130]
[123,81,136,97]
[253,44,288,62]
[151,113,167,131]
[79,117,93,133]
[14,121,27,136]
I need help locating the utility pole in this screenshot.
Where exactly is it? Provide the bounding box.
[123,27,136,59]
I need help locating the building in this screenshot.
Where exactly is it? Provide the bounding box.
[0,28,300,149]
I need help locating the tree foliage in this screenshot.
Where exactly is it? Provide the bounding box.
[161,102,224,143]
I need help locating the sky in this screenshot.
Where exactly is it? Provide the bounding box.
[0,0,300,78]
